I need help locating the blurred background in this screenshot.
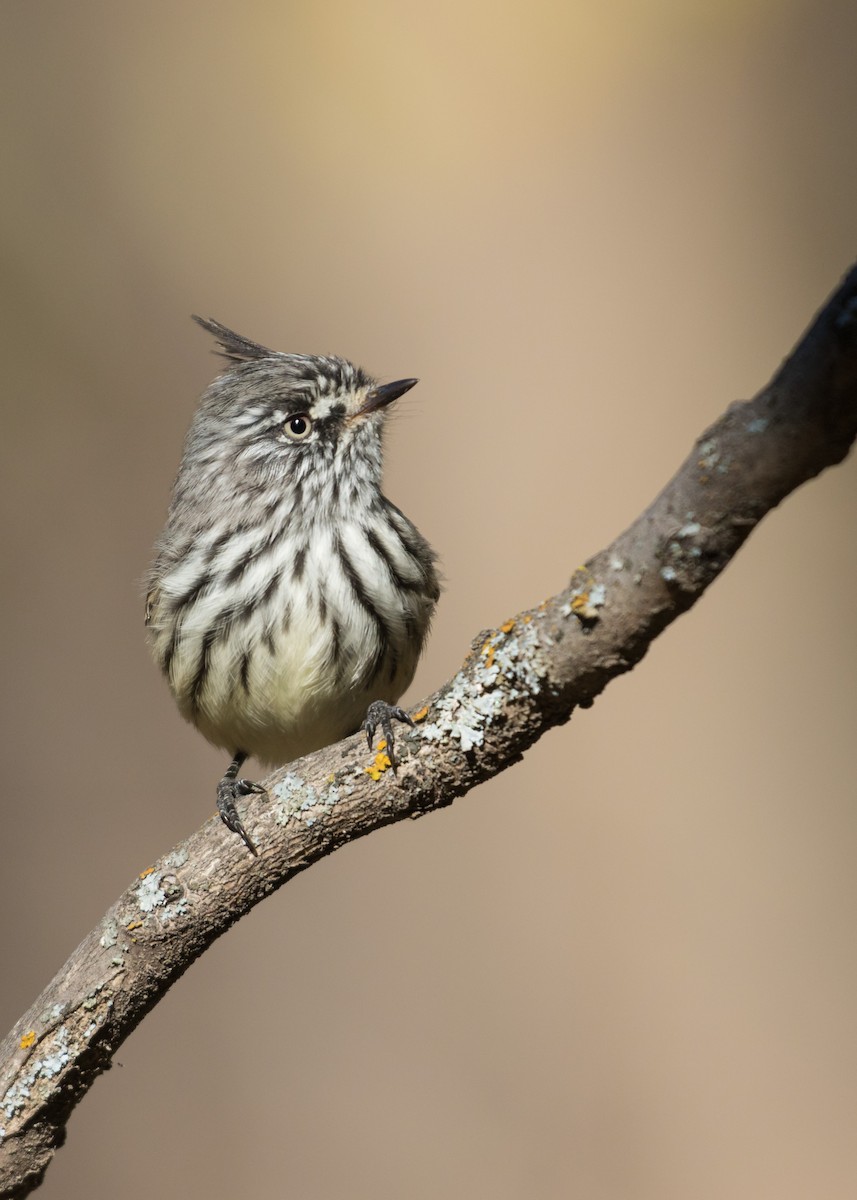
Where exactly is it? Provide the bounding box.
[2,1,856,1197]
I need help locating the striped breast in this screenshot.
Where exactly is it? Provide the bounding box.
[146,505,438,766]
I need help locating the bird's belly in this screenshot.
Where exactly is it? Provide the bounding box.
[166,600,422,767]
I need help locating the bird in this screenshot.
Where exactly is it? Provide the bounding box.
[145,316,440,854]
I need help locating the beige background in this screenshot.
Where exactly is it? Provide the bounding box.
[2,2,856,1197]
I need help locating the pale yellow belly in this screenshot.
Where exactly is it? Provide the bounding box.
[163,593,422,766]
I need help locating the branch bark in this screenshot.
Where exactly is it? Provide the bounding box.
[3,266,857,1198]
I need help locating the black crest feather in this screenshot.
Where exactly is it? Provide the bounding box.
[191,315,276,364]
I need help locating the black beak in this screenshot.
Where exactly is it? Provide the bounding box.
[360,377,418,415]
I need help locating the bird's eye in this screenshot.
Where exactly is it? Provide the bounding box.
[283,413,312,441]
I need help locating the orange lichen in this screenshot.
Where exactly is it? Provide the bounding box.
[365,750,392,780]
[19,1030,36,1049]
[500,619,515,634]
[570,594,597,620]
[139,867,154,879]
[412,706,429,722]
[126,920,143,932]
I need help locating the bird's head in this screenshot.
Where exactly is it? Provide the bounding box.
[181,316,418,501]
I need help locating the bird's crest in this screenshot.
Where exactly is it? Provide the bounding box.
[191,315,276,365]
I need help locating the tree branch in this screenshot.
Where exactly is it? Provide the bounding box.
[3,266,857,1199]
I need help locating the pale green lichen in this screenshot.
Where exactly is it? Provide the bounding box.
[271,772,316,826]
[2,1028,71,1121]
[135,871,166,913]
[271,772,345,826]
[99,918,119,948]
[320,783,342,805]
[422,620,546,751]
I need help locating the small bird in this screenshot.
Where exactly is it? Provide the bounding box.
[146,317,440,854]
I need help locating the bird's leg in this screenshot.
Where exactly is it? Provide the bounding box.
[362,701,415,772]
[216,751,266,855]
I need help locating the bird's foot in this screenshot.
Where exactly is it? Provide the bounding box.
[362,701,415,772]
[216,776,266,856]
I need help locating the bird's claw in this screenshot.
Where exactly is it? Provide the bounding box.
[216,777,266,855]
[362,701,415,771]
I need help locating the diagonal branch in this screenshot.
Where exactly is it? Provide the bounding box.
[3,266,857,1199]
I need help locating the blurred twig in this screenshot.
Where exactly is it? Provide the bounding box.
[2,265,857,1199]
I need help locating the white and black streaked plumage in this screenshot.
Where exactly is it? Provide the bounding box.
[146,317,440,852]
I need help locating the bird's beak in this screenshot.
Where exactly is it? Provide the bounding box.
[359,377,418,416]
